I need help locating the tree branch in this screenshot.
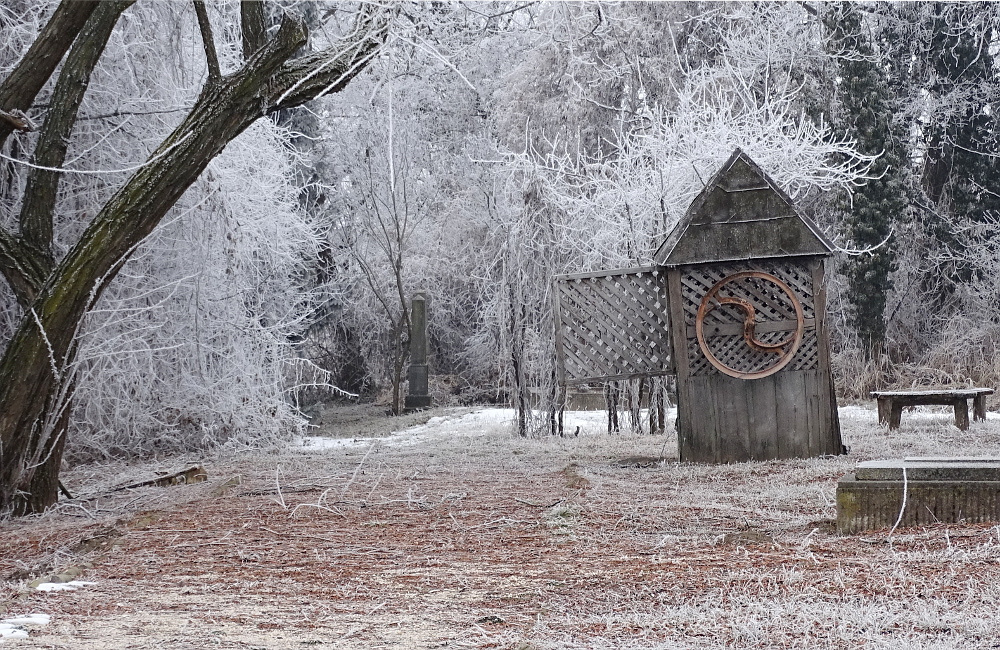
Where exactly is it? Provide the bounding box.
[193,0,221,81]
[47,7,390,319]
[0,109,34,133]
[0,1,100,148]
[17,1,135,297]
[0,1,102,297]
[267,5,394,111]
[241,0,268,61]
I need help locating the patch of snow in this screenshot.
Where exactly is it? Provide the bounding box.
[838,405,878,422]
[297,403,997,453]
[0,613,49,644]
[300,435,369,450]
[382,408,683,446]
[841,403,998,424]
[35,581,96,592]
[0,624,28,639]
[381,408,516,447]
[297,408,519,450]
[0,614,49,626]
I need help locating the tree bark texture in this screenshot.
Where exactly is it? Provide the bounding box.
[241,1,268,61]
[0,2,134,515]
[0,1,100,147]
[18,2,136,299]
[0,1,108,309]
[0,5,391,515]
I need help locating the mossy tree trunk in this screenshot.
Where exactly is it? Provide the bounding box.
[0,1,390,515]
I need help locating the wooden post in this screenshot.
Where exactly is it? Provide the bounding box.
[974,394,988,422]
[954,398,970,431]
[877,396,891,426]
[404,292,431,411]
[889,403,903,430]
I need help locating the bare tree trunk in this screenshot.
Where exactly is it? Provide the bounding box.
[604,381,620,434]
[389,256,412,416]
[16,382,73,516]
[647,377,660,435]
[548,365,564,437]
[647,376,668,435]
[389,317,410,416]
[511,323,529,437]
[628,378,644,433]
[507,274,529,437]
[0,0,136,513]
[0,1,100,147]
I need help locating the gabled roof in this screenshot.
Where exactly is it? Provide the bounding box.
[654,149,834,266]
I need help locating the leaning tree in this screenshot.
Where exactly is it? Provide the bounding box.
[0,0,391,515]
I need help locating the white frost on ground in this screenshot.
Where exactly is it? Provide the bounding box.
[0,625,28,640]
[297,402,1000,467]
[15,402,1000,648]
[35,580,97,592]
[377,408,515,447]
[299,407,514,449]
[838,405,879,422]
[1,615,49,626]
[299,435,368,450]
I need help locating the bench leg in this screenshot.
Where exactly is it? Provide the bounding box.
[974,395,987,422]
[877,397,891,426]
[954,399,970,431]
[889,404,903,430]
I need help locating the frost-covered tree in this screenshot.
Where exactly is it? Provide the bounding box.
[915,3,1000,303]
[478,2,876,435]
[0,0,390,515]
[863,2,1000,366]
[308,3,519,406]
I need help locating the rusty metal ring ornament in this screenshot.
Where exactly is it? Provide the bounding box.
[695,271,804,380]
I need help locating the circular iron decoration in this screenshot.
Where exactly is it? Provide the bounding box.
[695,271,804,380]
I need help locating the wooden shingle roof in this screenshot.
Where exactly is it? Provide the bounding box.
[654,149,834,266]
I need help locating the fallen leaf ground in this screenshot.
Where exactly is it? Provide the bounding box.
[2,405,1000,649]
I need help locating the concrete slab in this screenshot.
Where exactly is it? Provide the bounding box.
[855,457,1000,482]
[837,459,1000,534]
[837,474,1000,534]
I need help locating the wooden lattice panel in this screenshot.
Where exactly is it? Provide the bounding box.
[789,330,820,371]
[680,261,820,377]
[554,267,672,384]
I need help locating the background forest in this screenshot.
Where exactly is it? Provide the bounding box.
[0,1,998,465]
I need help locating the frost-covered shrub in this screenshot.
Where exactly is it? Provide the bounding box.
[69,121,326,460]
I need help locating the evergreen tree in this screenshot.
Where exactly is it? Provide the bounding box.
[826,3,908,357]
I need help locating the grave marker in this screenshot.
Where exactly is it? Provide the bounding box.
[838,458,1000,533]
[404,292,431,411]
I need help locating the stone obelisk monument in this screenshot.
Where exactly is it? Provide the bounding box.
[404,292,431,411]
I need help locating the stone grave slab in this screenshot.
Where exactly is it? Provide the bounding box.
[837,457,1000,534]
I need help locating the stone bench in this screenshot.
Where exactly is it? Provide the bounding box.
[870,388,993,431]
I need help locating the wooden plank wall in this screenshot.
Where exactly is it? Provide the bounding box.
[678,369,841,462]
[669,259,843,463]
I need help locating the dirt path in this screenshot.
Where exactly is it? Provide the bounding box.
[2,406,1000,648]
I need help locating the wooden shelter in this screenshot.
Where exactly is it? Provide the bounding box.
[554,148,843,462]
